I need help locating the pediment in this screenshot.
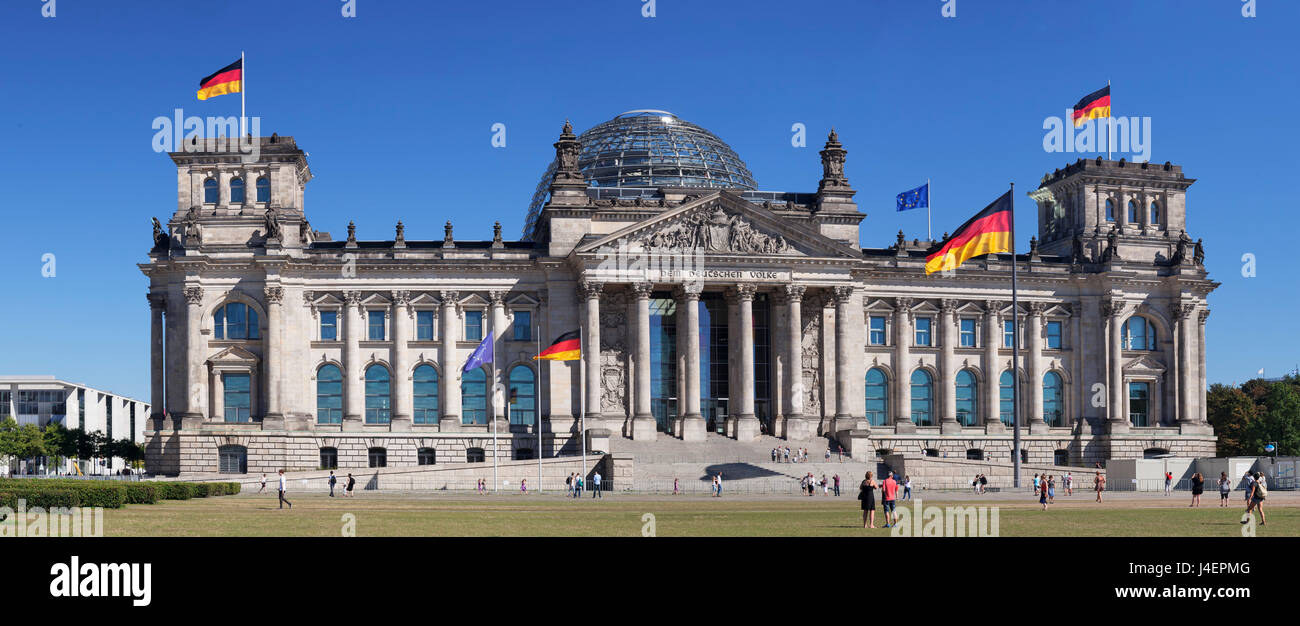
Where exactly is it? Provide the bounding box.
[410,292,441,306]
[507,293,540,307]
[956,302,986,315]
[1124,354,1166,374]
[207,345,260,366]
[574,191,858,260]
[864,298,896,313]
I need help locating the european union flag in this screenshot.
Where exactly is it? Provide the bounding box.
[897,183,929,212]
[464,330,494,373]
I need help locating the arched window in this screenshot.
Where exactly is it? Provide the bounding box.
[461,367,487,425]
[508,366,536,426]
[364,365,391,424]
[255,176,270,203]
[466,447,486,463]
[1121,317,1156,350]
[203,178,218,204]
[368,447,387,468]
[417,447,436,465]
[1127,199,1138,223]
[412,364,438,424]
[864,368,889,426]
[1149,201,1160,224]
[955,370,978,426]
[910,370,933,426]
[217,445,247,474]
[213,302,259,340]
[1105,199,1115,222]
[229,177,245,203]
[319,447,338,469]
[999,371,1016,425]
[317,364,343,424]
[1043,371,1064,426]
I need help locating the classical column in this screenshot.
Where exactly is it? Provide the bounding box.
[893,297,914,432]
[628,283,656,441]
[939,298,960,434]
[1027,302,1047,434]
[181,286,205,429]
[148,293,167,430]
[489,290,508,432]
[677,283,705,441]
[439,291,461,430]
[1172,302,1196,427]
[781,284,806,440]
[734,284,759,441]
[1198,309,1209,424]
[833,286,859,434]
[390,290,412,431]
[1103,297,1128,433]
[983,301,1004,431]
[579,281,603,431]
[210,369,224,421]
[342,290,363,431]
[262,285,284,428]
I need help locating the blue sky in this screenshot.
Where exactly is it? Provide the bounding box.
[0,0,1294,401]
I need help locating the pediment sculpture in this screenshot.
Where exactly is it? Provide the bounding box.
[633,207,794,255]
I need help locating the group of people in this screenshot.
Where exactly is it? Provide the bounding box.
[565,472,603,498]
[710,472,724,496]
[773,447,812,463]
[969,474,989,494]
[856,471,906,528]
[799,473,841,496]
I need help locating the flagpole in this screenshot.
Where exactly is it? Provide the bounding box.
[927,178,933,241]
[1106,79,1111,161]
[537,327,542,493]
[492,355,498,493]
[1009,182,1022,489]
[580,329,588,485]
[240,51,246,138]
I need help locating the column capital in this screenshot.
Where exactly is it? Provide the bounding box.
[832,285,854,304]
[674,282,702,301]
[343,290,363,305]
[183,286,204,306]
[631,282,654,300]
[488,290,507,307]
[940,298,958,314]
[983,299,1003,318]
[578,280,604,300]
[438,290,460,305]
[263,286,284,305]
[147,293,167,310]
[391,290,411,306]
[726,284,757,303]
[777,283,806,304]
[1169,302,1194,321]
[1197,309,1210,325]
[1101,296,1125,318]
[893,296,913,315]
[302,290,315,307]
[1027,301,1046,317]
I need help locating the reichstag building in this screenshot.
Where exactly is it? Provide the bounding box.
[141,110,1217,475]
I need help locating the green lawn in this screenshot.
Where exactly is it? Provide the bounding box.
[99,492,1299,537]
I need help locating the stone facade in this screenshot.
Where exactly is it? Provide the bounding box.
[140,125,1217,477]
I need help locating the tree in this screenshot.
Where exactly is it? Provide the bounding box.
[0,418,20,467]
[1207,384,1258,456]
[1250,382,1300,456]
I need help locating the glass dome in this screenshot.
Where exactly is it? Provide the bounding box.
[524,110,758,239]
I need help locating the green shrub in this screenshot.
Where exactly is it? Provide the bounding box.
[187,483,211,498]
[223,482,241,495]
[153,482,192,500]
[120,483,159,504]
[0,489,82,510]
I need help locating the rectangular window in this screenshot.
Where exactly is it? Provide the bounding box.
[869,316,886,345]
[1129,382,1150,427]
[959,319,976,347]
[465,310,483,341]
[0,391,9,419]
[914,318,932,347]
[416,310,435,341]
[223,373,251,422]
[320,311,337,341]
[513,311,531,341]
[1046,321,1062,349]
[1003,320,1016,348]
[368,311,386,341]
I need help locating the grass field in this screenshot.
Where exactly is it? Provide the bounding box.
[98,491,1299,537]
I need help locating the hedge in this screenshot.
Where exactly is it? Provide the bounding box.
[0,489,82,510]
[153,482,192,500]
[0,479,240,505]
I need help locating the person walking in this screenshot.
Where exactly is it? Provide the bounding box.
[859,472,878,529]
[673,477,679,495]
[1032,473,1040,497]
[566,473,574,497]
[574,475,583,498]
[1189,472,1204,507]
[1217,472,1231,507]
[881,472,899,528]
[979,474,988,495]
[1164,471,1173,496]
[520,478,528,494]
[1064,472,1073,496]
[258,473,267,494]
[971,475,980,494]
[345,473,355,497]
[833,473,841,497]
[328,471,337,497]
[825,448,831,462]
[1094,471,1106,503]
[1241,472,1255,506]
[771,448,777,463]
[1039,475,1050,511]
[591,472,602,498]
[902,476,913,501]
[821,474,829,496]
[277,469,292,510]
[838,445,844,462]
[1242,472,1267,526]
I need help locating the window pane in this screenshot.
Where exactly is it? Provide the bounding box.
[230,178,245,203]
[368,311,386,341]
[213,307,225,340]
[1003,320,1015,348]
[1043,372,1063,426]
[461,367,487,424]
[365,366,391,424]
[869,316,886,345]
[320,311,337,341]
[959,319,976,347]
[416,311,434,341]
[513,311,531,341]
[910,370,933,426]
[999,371,1015,425]
[1046,321,1062,349]
[256,177,270,203]
[955,370,977,426]
[223,373,251,423]
[1129,382,1150,427]
[203,179,218,203]
[915,318,931,347]
[864,368,888,426]
[413,365,439,424]
[465,311,483,341]
[508,366,536,425]
[317,365,343,424]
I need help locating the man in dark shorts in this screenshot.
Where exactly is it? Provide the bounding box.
[881,472,900,528]
[345,473,356,497]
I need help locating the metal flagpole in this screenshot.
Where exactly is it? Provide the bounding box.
[1106,79,1111,161]
[580,329,588,483]
[927,178,933,240]
[240,51,246,138]
[537,327,542,493]
[1009,182,1022,489]
[492,357,498,492]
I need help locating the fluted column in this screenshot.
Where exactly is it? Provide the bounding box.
[781,285,806,440]
[631,283,656,440]
[148,293,167,429]
[489,290,508,431]
[391,290,412,431]
[1027,302,1047,433]
[1198,310,1209,424]
[983,301,1003,431]
[677,283,705,441]
[833,286,858,434]
[579,282,603,430]
[1104,297,1128,433]
[734,285,759,441]
[893,297,914,432]
[439,291,461,430]
[181,286,205,429]
[342,290,363,431]
[1173,302,1195,426]
[262,285,284,427]
[939,298,960,434]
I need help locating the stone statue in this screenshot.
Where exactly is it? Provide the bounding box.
[151,217,169,250]
[493,221,503,244]
[818,128,848,188]
[263,208,281,240]
[1171,230,1190,265]
[395,220,405,243]
[183,206,202,246]
[1071,233,1084,264]
[444,220,454,243]
[1101,226,1119,262]
[1193,238,1205,265]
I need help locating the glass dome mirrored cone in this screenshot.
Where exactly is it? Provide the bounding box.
[524,110,758,239]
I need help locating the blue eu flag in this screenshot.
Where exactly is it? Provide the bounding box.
[896,183,929,212]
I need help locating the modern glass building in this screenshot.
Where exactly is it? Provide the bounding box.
[0,376,149,475]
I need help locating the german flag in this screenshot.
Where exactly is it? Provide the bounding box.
[534,330,581,361]
[924,190,1013,275]
[1071,85,1110,128]
[197,59,242,101]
